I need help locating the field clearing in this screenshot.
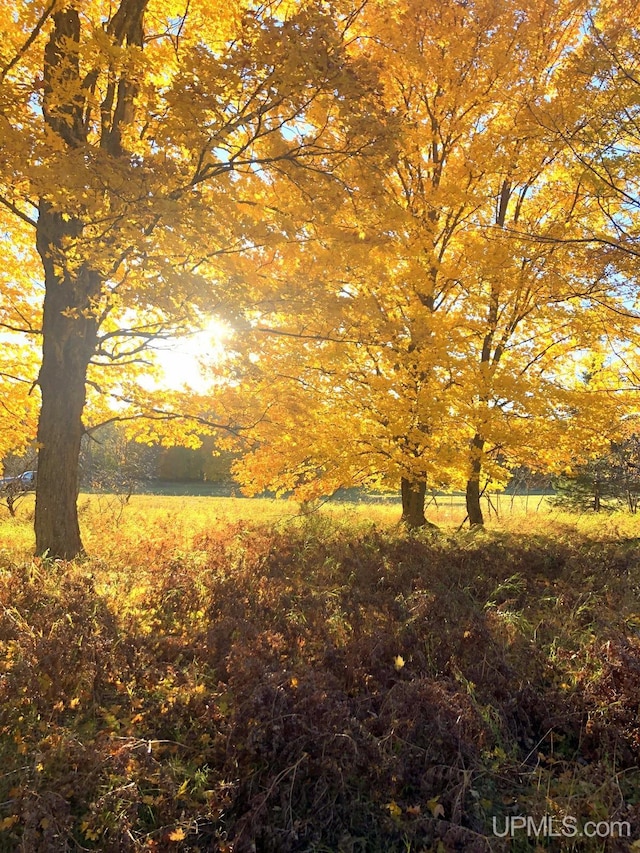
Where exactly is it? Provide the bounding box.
[5,488,633,573]
[4,490,636,566]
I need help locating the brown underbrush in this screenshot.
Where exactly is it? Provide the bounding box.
[1,514,640,851]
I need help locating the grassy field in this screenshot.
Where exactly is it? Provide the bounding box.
[1,497,640,851]
[1,491,556,561]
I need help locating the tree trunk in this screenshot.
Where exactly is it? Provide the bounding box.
[465,434,485,527]
[34,206,100,559]
[6,491,17,518]
[33,8,104,559]
[401,477,427,528]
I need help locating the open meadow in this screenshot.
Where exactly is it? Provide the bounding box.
[1,496,640,851]
[1,492,555,562]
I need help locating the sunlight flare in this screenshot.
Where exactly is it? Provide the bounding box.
[155,318,232,391]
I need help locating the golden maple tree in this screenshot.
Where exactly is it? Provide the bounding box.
[0,0,382,556]
[213,0,640,526]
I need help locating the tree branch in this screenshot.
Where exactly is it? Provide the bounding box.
[0,195,38,228]
[0,0,57,83]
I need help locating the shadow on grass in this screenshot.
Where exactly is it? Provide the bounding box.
[1,520,640,851]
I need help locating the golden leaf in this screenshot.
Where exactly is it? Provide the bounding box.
[167,828,186,842]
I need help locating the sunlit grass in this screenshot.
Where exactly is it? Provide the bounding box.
[2,492,639,563]
[0,494,35,561]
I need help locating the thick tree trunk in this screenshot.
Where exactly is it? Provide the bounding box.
[465,477,484,527]
[465,434,485,527]
[401,477,427,528]
[35,206,100,558]
[33,8,104,559]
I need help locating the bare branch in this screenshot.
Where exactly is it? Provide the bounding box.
[0,0,57,83]
[254,326,366,345]
[0,371,33,384]
[0,195,38,228]
[0,321,42,335]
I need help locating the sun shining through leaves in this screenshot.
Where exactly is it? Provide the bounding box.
[154,318,232,392]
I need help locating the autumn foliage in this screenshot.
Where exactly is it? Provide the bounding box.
[208,0,640,527]
[3,0,640,553]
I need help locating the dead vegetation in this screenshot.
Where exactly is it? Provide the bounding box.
[1,513,640,851]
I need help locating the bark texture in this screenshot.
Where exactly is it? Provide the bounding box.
[465,433,485,527]
[35,206,100,558]
[401,477,427,528]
